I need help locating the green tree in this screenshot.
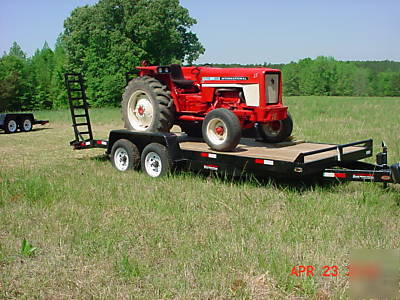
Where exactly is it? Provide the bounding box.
[0,43,31,112]
[62,0,204,106]
[375,72,400,96]
[50,37,69,108]
[8,42,26,59]
[30,42,55,109]
[282,62,300,95]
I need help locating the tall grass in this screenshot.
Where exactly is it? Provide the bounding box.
[0,97,399,298]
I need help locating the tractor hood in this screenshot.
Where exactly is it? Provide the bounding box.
[185,67,281,84]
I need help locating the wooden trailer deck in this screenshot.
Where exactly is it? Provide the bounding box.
[179,138,365,163]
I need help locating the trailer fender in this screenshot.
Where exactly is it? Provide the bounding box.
[106,130,183,161]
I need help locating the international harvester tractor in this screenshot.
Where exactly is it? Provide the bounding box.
[122,64,293,151]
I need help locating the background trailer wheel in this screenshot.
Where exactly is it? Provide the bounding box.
[111,139,140,171]
[20,118,33,132]
[202,108,241,151]
[5,118,18,134]
[141,143,172,177]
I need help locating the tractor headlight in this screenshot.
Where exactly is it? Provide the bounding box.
[265,73,279,104]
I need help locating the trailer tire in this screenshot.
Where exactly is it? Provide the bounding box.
[122,76,175,132]
[202,108,241,151]
[20,118,33,132]
[111,139,140,172]
[258,113,293,143]
[180,121,202,137]
[141,143,172,177]
[4,118,18,134]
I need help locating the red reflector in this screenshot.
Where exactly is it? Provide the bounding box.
[96,140,102,144]
[381,175,391,181]
[335,173,346,178]
[80,142,85,146]
[354,173,373,177]
[200,152,208,157]
[254,159,264,164]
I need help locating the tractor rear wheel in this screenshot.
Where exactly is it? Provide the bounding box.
[122,76,174,132]
[258,113,293,143]
[202,108,241,151]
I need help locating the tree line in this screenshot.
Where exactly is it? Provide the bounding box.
[1,0,399,112]
[210,58,400,97]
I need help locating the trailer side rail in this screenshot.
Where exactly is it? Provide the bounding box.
[294,139,372,164]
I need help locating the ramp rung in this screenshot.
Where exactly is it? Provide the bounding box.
[73,123,89,126]
[73,114,87,118]
[67,80,81,83]
[73,105,88,109]
[79,131,90,135]
[70,97,84,101]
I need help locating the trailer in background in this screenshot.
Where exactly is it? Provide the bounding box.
[0,113,49,134]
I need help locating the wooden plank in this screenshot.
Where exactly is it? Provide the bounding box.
[179,138,364,163]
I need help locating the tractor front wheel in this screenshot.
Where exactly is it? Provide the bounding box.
[122,76,175,132]
[202,108,241,151]
[258,113,293,143]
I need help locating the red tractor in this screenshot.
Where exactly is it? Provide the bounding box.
[122,64,293,151]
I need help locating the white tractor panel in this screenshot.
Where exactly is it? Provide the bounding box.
[242,84,260,106]
[201,83,260,107]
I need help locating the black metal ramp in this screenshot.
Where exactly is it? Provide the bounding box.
[64,73,94,142]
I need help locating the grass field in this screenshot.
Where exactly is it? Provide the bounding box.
[1,96,399,299]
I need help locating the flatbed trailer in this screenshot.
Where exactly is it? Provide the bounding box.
[65,73,400,186]
[70,131,400,185]
[0,113,49,134]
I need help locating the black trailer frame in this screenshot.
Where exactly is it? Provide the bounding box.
[69,129,400,185]
[0,113,49,134]
[65,72,400,186]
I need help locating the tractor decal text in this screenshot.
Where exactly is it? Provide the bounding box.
[202,76,248,82]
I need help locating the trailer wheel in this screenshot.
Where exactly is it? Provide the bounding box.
[258,113,293,143]
[122,76,175,132]
[202,108,241,151]
[20,118,33,132]
[111,139,140,172]
[4,118,18,134]
[141,143,172,177]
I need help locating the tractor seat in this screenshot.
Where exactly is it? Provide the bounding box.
[170,64,195,89]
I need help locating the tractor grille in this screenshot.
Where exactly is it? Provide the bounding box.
[265,73,279,104]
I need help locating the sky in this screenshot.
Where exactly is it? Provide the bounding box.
[0,0,399,64]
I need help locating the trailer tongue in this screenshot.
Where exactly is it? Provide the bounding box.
[65,73,400,186]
